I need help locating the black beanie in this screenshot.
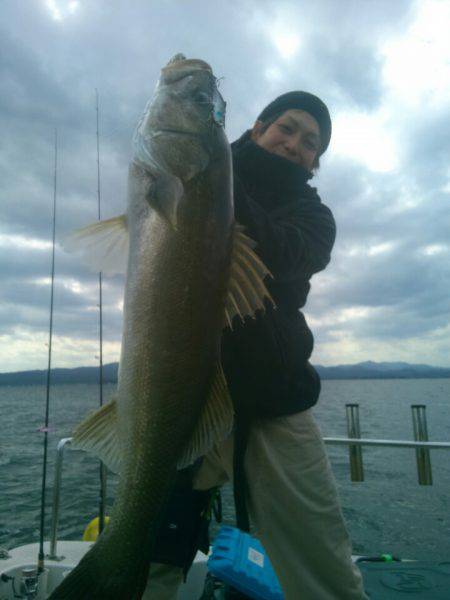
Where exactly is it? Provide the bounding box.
[257,91,332,156]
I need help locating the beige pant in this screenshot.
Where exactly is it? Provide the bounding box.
[144,409,368,600]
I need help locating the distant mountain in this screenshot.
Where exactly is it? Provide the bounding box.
[0,363,118,386]
[0,361,449,386]
[315,361,450,380]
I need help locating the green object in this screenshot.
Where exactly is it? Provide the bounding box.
[381,554,394,562]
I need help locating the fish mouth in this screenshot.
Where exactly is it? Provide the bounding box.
[164,54,213,73]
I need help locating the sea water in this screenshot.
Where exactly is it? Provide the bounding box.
[0,379,449,561]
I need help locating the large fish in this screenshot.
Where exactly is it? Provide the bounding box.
[49,54,272,599]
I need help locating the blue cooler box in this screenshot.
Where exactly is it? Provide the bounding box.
[208,526,283,600]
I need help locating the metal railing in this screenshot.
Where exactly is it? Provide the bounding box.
[48,438,73,560]
[329,403,450,485]
[48,404,450,558]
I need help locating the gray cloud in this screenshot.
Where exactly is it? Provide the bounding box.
[1,0,449,370]
[312,39,384,111]
[402,107,450,188]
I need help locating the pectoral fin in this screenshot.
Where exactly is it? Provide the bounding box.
[224,223,275,328]
[147,169,185,230]
[63,214,129,275]
[131,157,185,230]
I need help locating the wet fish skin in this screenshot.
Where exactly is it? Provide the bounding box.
[49,55,233,599]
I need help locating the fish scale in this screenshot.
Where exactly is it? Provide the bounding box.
[49,56,234,599]
[50,54,273,599]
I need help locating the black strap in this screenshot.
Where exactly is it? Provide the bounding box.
[149,465,214,576]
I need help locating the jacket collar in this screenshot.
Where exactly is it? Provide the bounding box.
[231,130,315,204]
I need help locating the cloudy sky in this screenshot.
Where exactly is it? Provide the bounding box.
[1,0,449,373]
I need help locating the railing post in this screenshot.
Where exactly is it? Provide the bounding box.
[411,405,433,485]
[346,404,364,482]
[48,437,72,560]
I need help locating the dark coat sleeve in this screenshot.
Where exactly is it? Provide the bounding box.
[233,176,336,280]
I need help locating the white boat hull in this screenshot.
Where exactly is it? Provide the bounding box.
[0,540,208,599]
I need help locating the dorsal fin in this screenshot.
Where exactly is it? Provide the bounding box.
[224,224,274,328]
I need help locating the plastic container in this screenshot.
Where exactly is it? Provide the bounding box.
[207,526,283,600]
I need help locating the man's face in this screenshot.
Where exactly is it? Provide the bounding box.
[251,109,321,171]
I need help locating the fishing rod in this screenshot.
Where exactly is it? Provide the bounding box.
[96,88,107,535]
[37,129,58,573]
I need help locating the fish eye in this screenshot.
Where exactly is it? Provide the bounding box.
[194,90,211,104]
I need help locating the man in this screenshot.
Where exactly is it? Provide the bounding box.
[145,92,368,599]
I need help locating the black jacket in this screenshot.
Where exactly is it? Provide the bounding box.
[221,131,336,419]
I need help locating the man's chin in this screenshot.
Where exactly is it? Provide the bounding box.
[275,151,304,168]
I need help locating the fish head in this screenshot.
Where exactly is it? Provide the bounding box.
[133,54,227,183]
